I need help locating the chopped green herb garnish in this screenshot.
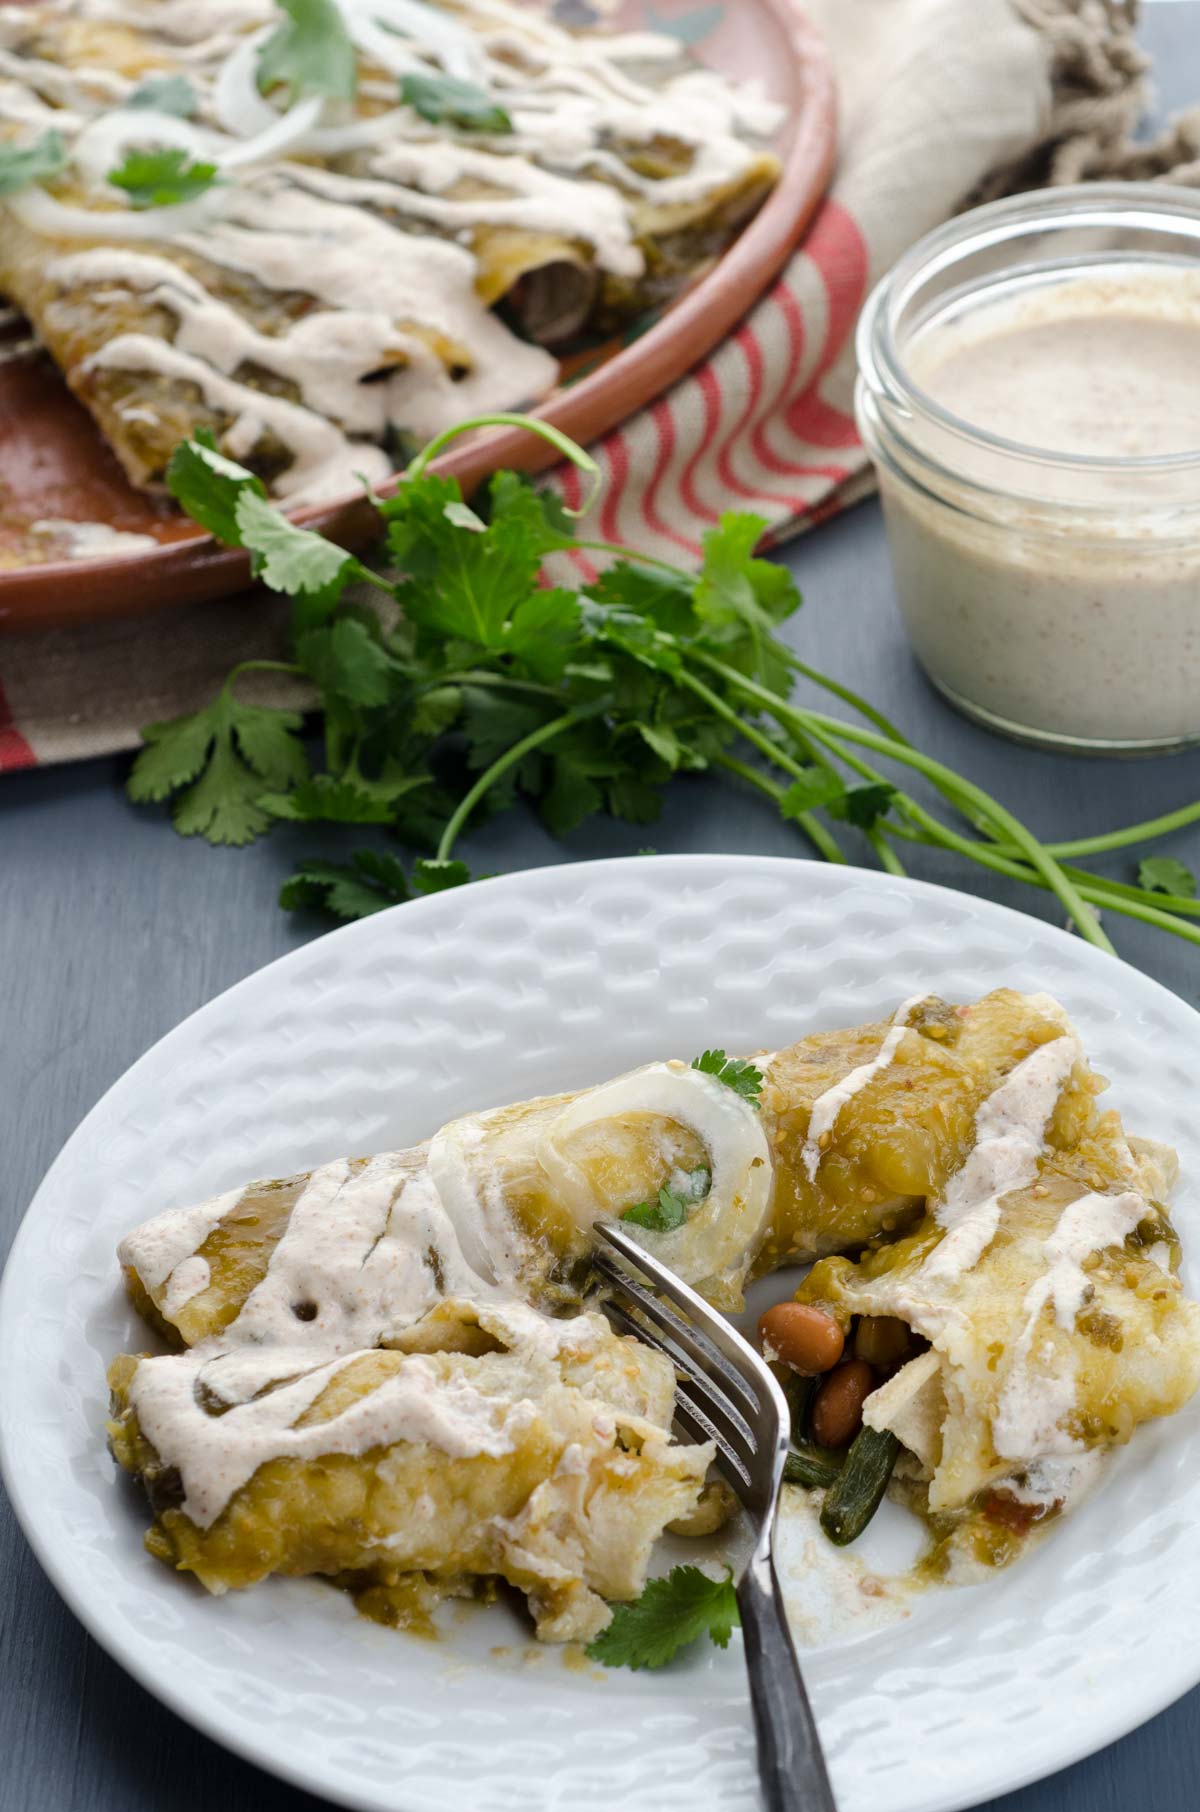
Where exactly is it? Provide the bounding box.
[622,1167,709,1232]
[586,1565,739,1670]
[258,0,357,101]
[107,146,221,208]
[125,74,196,116]
[398,70,512,133]
[691,1049,764,1106]
[0,129,67,197]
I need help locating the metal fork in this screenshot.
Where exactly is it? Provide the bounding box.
[592,1219,838,1812]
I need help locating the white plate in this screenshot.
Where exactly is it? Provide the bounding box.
[3,855,1200,1812]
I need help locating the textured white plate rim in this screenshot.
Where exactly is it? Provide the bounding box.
[2,852,1199,1812]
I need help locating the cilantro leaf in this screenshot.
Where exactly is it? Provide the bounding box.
[128,690,308,845]
[394,505,540,648]
[827,781,897,831]
[412,857,470,895]
[235,490,354,606]
[107,146,221,208]
[691,1048,763,1106]
[780,770,845,819]
[622,1186,688,1233]
[586,1566,739,1670]
[0,129,67,196]
[398,70,511,133]
[504,589,581,682]
[622,1167,709,1232]
[258,774,396,823]
[695,514,799,633]
[296,618,396,708]
[1138,857,1196,898]
[279,851,470,920]
[280,850,411,920]
[166,431,265,543]
[125,74,196,116]
[258,0,357,101]
[486,471,576,554]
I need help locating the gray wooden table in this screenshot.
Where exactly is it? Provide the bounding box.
[4,8,1200,1808]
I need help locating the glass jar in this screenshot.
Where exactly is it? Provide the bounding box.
[855,183,1200,754]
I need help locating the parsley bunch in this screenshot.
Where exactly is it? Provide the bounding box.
[128,412,1200,959]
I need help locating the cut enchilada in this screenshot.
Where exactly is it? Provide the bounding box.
[107,989,1200,1641]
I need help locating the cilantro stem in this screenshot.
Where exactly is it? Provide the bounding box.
[987,798,1200,860]
[435,707,589,861]
[404,413,602,516]
[690,652,1115,954]
[883,823,1200,948]
[675,670,845,864]
[423,670,560,699]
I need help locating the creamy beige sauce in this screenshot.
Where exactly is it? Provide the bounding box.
[990,1188,1144,1462]
[1,0,781,499]
[801,993,925,1182]
[922,1035,1078,1282]
[27,515,159,558]
[883,264,1200,746]
[119,1061,768,1530]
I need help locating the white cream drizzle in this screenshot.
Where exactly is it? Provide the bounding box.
[922,1036,1079,1282]
[1,0,779,498]
[119,1185,244,1290]
[990,1189,1145,1462]
[28,515,158,558]
[802,994,926,1182]
[122,1146,605,1528]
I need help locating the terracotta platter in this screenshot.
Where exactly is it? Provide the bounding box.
[0,0,836,630]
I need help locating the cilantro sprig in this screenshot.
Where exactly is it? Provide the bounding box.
[125,74,196,116]
[587,1565,739,1670]
[399,70,512,133]
[125,410,1200,961]
[257,0,357,101]
[1138,857,1195,899]
[107,147,221,209]
[0,129,68,197]
[692,1050,764,1107]
[622,1167,710,1232]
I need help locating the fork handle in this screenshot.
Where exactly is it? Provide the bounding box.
[736,1546,838,1812]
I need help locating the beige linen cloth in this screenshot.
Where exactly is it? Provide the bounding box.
[1,0,1197,770]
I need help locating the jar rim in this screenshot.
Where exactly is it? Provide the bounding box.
[857,180,1200,477]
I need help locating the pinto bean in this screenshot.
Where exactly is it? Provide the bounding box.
[810,1359,875,1448]
[758,1302,844,1376]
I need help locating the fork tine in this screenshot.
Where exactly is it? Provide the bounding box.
[595,1220,783,1403]
[591,1247,762,1421]
[603,1296,759,1467]
[673,1390,752,1489]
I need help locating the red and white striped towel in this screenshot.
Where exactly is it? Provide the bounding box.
[0,0,1164,769]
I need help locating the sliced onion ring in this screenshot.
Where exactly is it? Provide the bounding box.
[212,27,279,139]
[538,1062,773,1289]
[72,108,220,191]
[219,92,325,166]
[343,0,486,84]
[6,183,224,241]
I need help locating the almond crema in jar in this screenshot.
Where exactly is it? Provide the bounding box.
[855,185,1200,753]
